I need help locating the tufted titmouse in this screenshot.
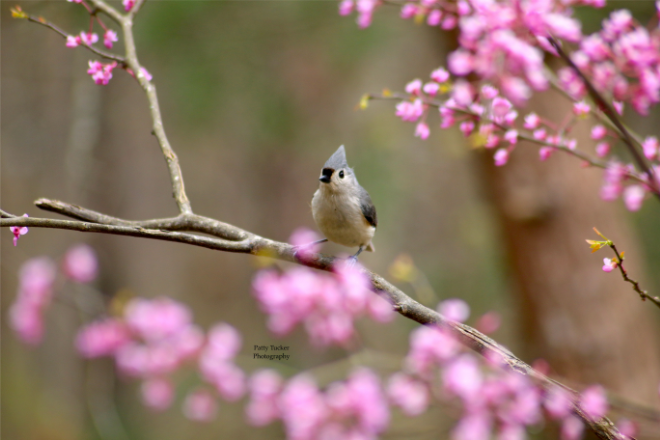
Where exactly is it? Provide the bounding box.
[311,145,377,260]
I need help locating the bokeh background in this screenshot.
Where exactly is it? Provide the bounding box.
[2,1,660,439]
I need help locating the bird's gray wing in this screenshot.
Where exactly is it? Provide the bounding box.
[358,186,378,228]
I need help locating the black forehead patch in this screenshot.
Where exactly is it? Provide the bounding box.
[322,168,334,178]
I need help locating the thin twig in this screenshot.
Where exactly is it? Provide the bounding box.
[547,37,660,198]
[609,244,660,309]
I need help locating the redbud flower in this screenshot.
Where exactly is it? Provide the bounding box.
[642,136,658,161]
[623,185,645,211]
[10,214,29,246]
[457,0,470,15]
[431,67,450,83]
[452,80,474,107]
[141,377,174,411]
[87,60,117,85]
[572,101,590,116]
[387,373,429,416]
[505,130,518,145]
[66,35,81,47]
[423,82,440,96]
[448,49,473,76]
[533,128,547,141]
[278,375,328,439]
[441,15,457,30]
[601,162,626,201]
[494,149,509,167]
[475,311,500,334]
[580,385,608,419]
[125,297,192,342]
[523,113,540,129]
[63,244,98,283]
[415,122,430,140]
[491,97,512,121]
[427,9,442,26]
[103,30,118,49]
[76,318,130,357]
[140,67,153,82]
[590,125,607,140]
[459,121,475,137]
[602,258,617,273]
[438,298,470,322]
[246,369,283,426]
[539,147,554,161]
[67,0,83,3]
[123,0,136,12]
[481,85,499,99]
[452,412,492,440]
[616,419,637,438]
[544,386,573,419]
[338,0,354,16]
[443,353,483,401]
[595,142,610,158]
[79,31,98,46]
[561,415,584,440]
[183,389,218,422]
[395,99,425,122]
[400,3,417,19]
[501,76,531,105]
[405,79,423,95]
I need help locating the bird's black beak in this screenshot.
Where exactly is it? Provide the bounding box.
[319,168,333,184]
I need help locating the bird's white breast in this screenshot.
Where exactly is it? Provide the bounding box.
[312,187,375,250]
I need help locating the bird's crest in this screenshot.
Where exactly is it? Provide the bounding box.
[323,145,348,170]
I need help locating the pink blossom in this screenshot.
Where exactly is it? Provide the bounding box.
[491,97,512,122]
[405,79,423,95]
[595,142,610,158]
[590,125,607,140]
[475,311,500,334]
[460,121,475,137]
[141,377,174,411]
[63,244,98,283]
[431,67,450,83]
[642,136,658,161]
[291,227,323,258]
[125,297,192,342]
[76,319,130,357]
[18,257,56,306]
[87,60,117,85]
[544,386,573,419]
[246,369,283,426]
[66,35,80,47]
[387,373,429,416]
[533,128,547,141]
[427,9,442,26]
[367,294,394,322]
[103,30,118,49]
[615,419,637,438]
[623,185,645,211]
[451,412,491,440]
[505,130,518,145]
[199,355,246,401]
[486,134,501,149]
[457,0,470,15]
[356,0,377,28]
[481,85,499,99]
[400,3,418,19]
[79,32,98,46]
[338,0,354,16]
[423,82,440,96]
[278,375,328,440]
[183,389,218,422]
[572,102,590,117]
[501,76,531,105]
[415,121,430,140]
[523,113,540,129]
[67,0,83,3]
[438,298,470,322]
[9,302,43,345]
[204,323,242,360]
[9,214,29,246]
[600,162,627,201]
[539,147,554,161]
[407,325,460,375]
[448,49,473,76]
[566,139,578,150]
[561,415,584,440]
[443,353,483,401]
[581,34,609,61]
[395,99,425,122]
[603,10,632,38]
[442,14,458,30]
[123,0,136,12]
[602,258,617,272]
[452,80,474,107]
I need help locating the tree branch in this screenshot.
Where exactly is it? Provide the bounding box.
[609,243,660,309]
[0,201,632,440]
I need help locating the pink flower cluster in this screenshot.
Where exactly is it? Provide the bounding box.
[9,244,99,344]
[252,261,393,347]
[246,368,389,439]
[9,213,29,246]
[87,60,117,85]
[76,296,245,420]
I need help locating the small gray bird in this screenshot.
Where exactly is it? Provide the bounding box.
[311,145,377,260]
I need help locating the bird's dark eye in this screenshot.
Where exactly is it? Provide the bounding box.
[339,170,345,179]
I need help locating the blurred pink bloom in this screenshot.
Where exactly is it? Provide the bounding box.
[561,415,584,440]
[387,372,429,416]
[438,298,470,322]
[103,30,118,49]
[451,412,491,440]
[504,130,518,145]
[415,121,430,140]
[278,375,328,440]
[423,82,440,96]
[400,3,418,19]
[246,369,283,426]
[613,100,624,115]
[63,244,98,283]
[448,49,473,76]
[290,227,322,258]
[460,121,475,137]
[523,113,540,129]
[500,77,531,105]
[405,79,423,95]
[491,97,512,123]
[338,0,354,16]
[18,257,56,306]
[481,85,499,99]
[125,297,192,342]
[533,128,547,141]
[76,318,130,357]
[595,142,610,158]
[443,353,483,401]
[356,0,377,28]
[442,14,457,30]
[9,301,43,345]
[431,67,450,83]
[395,99,425,122]
[66,35,80,47]
[602,258,617,272]
[67,0,83,3]
[615,418,637,438]
[367,294,394,322]
[407,325,460,376]
[475,311,500,334]
[199,356,246,401]
[10,220,29,247]
[205,323,242,360]
[539,147,554,161]
[623,185,645,211]
[79,32,98,46]
[141,377,174,411]
[590,125,607,140]
[123,0,135,12]
[642,136,659,161]
[544,386,573,420]
[600,162,627,201]
[452,80,474,107]
[183,389,218,422]
[427,9,442,26]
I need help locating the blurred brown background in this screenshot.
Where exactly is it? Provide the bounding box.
[2,1,659,439]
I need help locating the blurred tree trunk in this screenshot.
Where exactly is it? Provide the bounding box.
[478,87,660,415]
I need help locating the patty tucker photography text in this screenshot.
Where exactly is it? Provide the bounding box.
[253,344,291,361]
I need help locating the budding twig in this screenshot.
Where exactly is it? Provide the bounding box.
[609,243,660,309]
